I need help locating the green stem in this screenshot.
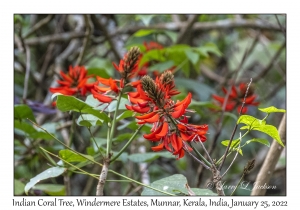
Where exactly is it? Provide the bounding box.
[230,174,245,196]
[215,130,250,165]
[188,142,212,167]
[107,91,123,157]
[68,112,76,147]
[110,125,144,163]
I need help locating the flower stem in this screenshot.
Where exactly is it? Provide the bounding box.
[188,142,212,167]
[110,125,144,163]
[107,91,123,157]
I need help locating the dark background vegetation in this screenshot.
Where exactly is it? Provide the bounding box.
[14,14,286,196]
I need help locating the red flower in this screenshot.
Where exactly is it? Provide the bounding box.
[49,66,96,96]
[126,71,208,159]
[92,47,141,104]
[212,83,259,114]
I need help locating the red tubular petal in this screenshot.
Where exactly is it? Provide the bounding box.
[49,87,77,95]
[109,78,119,94]
[143,124,163,141]
[96,77,111,86]
[94,85,111,92]
[125,104,133,111]
[60,71,73,83]
[151,142,164,151]
[130,80,141,87]
[171,134,183,154]
[128,92,140,98]
[212,94,225,103]
[144,113,159,123]
[172,105,184,118]
[180,131,192,141]
[132,105,150,113]
[91,89,113,103]
[155,122,169,138]
[112,62,119,71]
[135,111,156,120]
[244,95,256,104]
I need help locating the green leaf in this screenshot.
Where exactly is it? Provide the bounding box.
[14,104,36,122]
[116,110,133,121]
[221,139,243,155]
[221,139,240,148]
[59,149,94,163]
[113,133,134,142]
[14,179,25,195]
[252,125,284,147]
[190,188,218,196]
[133,29,156,37]
[128,152,174,163]
[185,49,199,65]
[106,97,128,112]
[25,166,66,195]
[237,115,266,128]
[87,67,110,79]
[162,30,177,43]
[33,184,65,196]
[258,106,286,114]
[141,174,216,196]
[77,114,103,127]
[148,61,175,73]
[246,138,270,147]
[175,78,215,101]
[196,42,222,57]
[14,120,53,140]
[56,95,110,122]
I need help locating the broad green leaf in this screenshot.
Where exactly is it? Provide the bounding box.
[141,174,216,196]
[113,133,134,142]
[258,106,286,114]
[14,120,53,140]
[196,42,222,57]
[56,95,110,122]
[189,100,221,109]
[77,114,103,127]
[190,188,217,196]
[87,67,110,79]
[237,115,266,128]
[25,167,66,195]
[85,58,114,77]
[246,138,270,147]
[59,149,94,163]
[106,97,129,112]
[221,139,243,155]
[128,152,174,163]
[175,78,215,101]
[85,94,101,107]
[116,110,133,121]
[162,30,177,43]
[221,139,240,148]
[252,125,284,147]
[14,104,36,122]
[133,29,156,37]
[185,48,199,65]
[148,61,175,73]
[33,184,65,196]
[139,49,166,66]
[14,179,25,195]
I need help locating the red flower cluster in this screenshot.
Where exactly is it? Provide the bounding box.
[91,47,141,104]
[50,66,96,96]
[126,71,208,159]
[212,83,259,114]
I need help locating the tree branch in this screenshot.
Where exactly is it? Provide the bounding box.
[251,113,286,195]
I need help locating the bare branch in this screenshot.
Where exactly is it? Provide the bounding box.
[23,15,54,38]
[251,113,286,195]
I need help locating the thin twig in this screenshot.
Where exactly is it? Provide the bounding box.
[76,15,92,66]
[218,79,252,171]
[24,31,85,46]
[275,15,286,38]
[252,41,286,82]
[176,14,199,44]
[91,14,121,61]
[23,14,54,38]
[22,45,31,100]
[185,146,210,170]
[221,132,242,178]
